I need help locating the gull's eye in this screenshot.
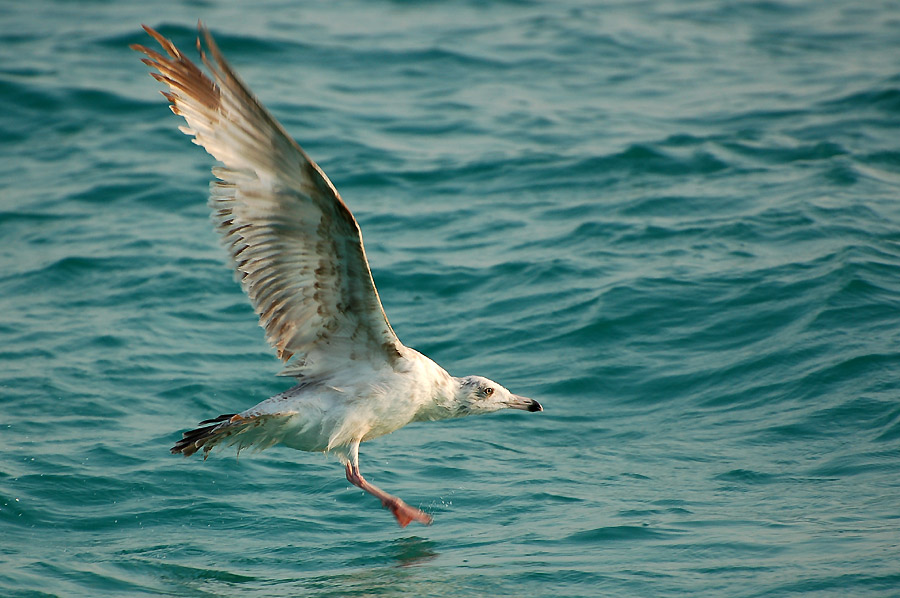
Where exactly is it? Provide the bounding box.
[483,387,494,397]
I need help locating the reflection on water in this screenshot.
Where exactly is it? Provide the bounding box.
[388,536,439,567]
[306,537,444,597]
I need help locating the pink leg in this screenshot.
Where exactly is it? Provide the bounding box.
[345,462,433,527]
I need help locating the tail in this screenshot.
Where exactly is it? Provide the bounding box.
[171,413,240,458]
[171,412,294,458]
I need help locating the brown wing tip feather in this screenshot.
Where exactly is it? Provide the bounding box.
[132,22,221,112]
[139,23,181,58]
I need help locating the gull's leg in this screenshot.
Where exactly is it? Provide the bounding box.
[344,440,433,527]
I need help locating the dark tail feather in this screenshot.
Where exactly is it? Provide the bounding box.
[171,413,239,457]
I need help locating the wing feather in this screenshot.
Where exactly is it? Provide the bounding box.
[132,23,403,377]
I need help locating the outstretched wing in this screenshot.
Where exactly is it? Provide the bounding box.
[133,24,403,377]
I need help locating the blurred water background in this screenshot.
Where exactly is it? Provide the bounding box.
[2,1,900,596]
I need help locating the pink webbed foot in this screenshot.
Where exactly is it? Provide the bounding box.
[345,463,433,527]
[384,496,433,528]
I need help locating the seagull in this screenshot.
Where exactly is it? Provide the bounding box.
[132,23,542,528]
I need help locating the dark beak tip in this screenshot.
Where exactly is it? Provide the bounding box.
[528,400,543,413]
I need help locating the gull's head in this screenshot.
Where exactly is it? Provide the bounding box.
[451,375,543,416]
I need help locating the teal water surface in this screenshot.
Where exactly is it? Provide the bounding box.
[3,1,900,596]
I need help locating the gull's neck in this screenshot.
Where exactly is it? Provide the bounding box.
[405,350,465,422]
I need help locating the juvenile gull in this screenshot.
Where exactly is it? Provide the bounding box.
[133,24,542,527]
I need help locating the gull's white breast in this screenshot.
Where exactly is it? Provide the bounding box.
[238,349,455,454]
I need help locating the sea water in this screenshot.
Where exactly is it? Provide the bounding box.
[2,1,900,596]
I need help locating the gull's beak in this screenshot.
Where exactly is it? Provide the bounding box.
[506,394,543,412]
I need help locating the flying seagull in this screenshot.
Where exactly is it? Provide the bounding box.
[132,23,542,527]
